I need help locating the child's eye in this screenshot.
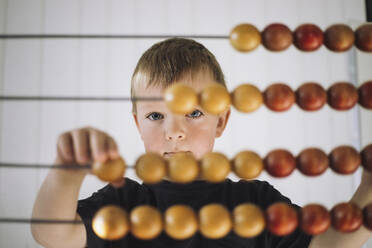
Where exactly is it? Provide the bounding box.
[146,112,164,121]
[187,109,204,119]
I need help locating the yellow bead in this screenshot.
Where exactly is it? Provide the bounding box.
[230,23,262,52]
[92,157,126,182]
[165,205,198,240]
[164,83,198,114]
[200,83,231,115]
[232,84,263,113]
[200,152,231,182]
[167,152,199,183]
[232,151,263,179]
[135,153,167,184]
[130,205,163,240]
[233,203,266,238]
[199,204,232,239]
[92,205,129,240]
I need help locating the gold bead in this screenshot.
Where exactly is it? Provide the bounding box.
[230,23,262,52]
[232,151,263,179]
[167,152,199,183]
[200,83,231,115]
[92,205,129,240]
[135,153,167,183]
[233,203,265,238]
[164,83,198,114]
[199,204,232,239]
[130,205,163,240]
[232,84,263,113]
[200,152,231,182]
[165,205,198,240]
[92,157,126,182]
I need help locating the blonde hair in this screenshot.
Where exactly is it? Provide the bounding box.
[130,38,226,114]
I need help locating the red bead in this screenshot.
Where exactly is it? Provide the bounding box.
[262,23,293,51]
[296,83,327,111]
[329,146,360,174]
[363,202,372,230]
[355,24,372,52]
[294,24,324,51]
[361,144,372,172]
[266,202,298,236]
[296,148,328,176]
[324,24,355,52]
[327,82,358,110]
[264,84,295,112]
[331,202,363,233]
[264,149,296,177]
[300,204,330,235]
[358,81,372,109]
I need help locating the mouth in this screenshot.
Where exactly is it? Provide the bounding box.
[163,151,191,158]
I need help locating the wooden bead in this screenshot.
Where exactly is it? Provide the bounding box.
[130,205,163,240]
[230,23,261,52]
[165,205,198,240]
[331,202,363,233]
[233,203,265,238]
[167,152,199,183]
[296,148,329,176]
[294,24,324,51]
[329,146,360,174]
[355,24,372,52]
[92,157,126,183]
[262,23,293,51]
[164,83,198,114]
[358,81,372,109]
[232,151,263,179]
[231,84,263,113]
[92,205,129,240]
[300,204,330,235]
[264,83,295,112]
[264,149,296,178]
[362,202,372,230]
[362,144,372,172]
[199,204,232,239]
[324,24,355,52]
[327,82,358,110]
[200,83,231,115]
[200,152,231,182]
[296,83,327,111]
[266,202,298,236]
[135,153,167,184]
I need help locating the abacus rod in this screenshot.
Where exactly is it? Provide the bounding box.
[0,34,229,39]
[0,163,135,170]
[0,96,162,102]
[0,218,84,224]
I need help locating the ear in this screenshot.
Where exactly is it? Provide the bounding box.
[215,107,231,138]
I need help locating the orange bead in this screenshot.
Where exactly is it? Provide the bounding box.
[296,83,327,111]
[294,24,324,51]
[362,144,372,172]
[135,153,167,184]
[167,152,199,183]
[92,157,126,183]
[231,84,263,113]
[92,205,129,240]
[327,82,358,110]
[266,202,298,236]
[296,148,328,176]
[262,23,293,51]
[264,149,296,178]
[200,83,231,115]
[264,83,295,112]
[329,146,360,174]
[130,205,163,240]
[230,23,261,52]
[331,202,363,233]
[165,205,198,240]
[232,151,263,179]
[200,152,231,182]
[355,24,372,52]
[358,81,372,109]
[199,204,232,239]
[324,24,355,52]
[300,204,330,235]
[164,83,198,114]
[233,203,265,238]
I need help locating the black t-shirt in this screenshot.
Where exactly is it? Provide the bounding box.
[77,178,313,248]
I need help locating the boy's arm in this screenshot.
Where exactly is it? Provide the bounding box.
[309,170,372,248]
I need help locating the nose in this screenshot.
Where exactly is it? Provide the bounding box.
[165,118,186,141]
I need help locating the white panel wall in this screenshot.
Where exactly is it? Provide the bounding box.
[0,0,371,247]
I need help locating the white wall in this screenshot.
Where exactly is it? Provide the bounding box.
[0,0,371,247]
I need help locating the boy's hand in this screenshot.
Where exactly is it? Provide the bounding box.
[54,126,124,187]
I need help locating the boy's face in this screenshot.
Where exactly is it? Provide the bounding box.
[133,70,230,160]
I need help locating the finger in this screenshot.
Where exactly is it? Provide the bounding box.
[107,136,119,160]
[89,129,108,163]
[57,132,75,164]
[71,129,90,164]
[110,177,125,188]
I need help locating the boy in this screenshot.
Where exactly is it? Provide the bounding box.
[31,38,372,248]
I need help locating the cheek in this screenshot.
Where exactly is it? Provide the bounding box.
[138,121,164,153]
[188,118,218,159]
